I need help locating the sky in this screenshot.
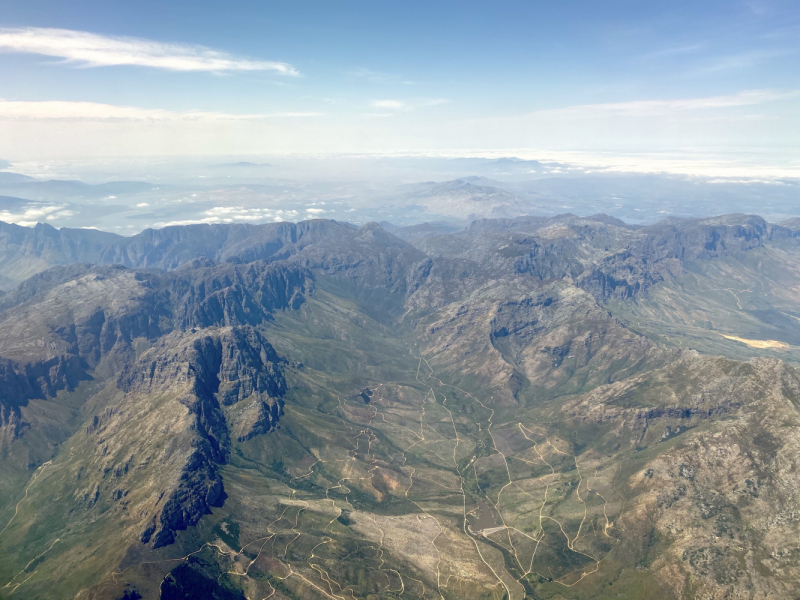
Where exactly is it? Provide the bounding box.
[0,0,798,169]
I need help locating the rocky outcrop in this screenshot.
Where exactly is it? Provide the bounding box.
[0,219,363,289]
[0,354,87,441]
[118,327,285,405]
[577,247,682,300]
[166,259,310,328]
[116,326,286,547]
[229,398,283,442]
[579,215,772,300]
[0,261,307,442]
[510,236,585,280]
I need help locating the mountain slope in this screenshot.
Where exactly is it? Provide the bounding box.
[2,215,800,600]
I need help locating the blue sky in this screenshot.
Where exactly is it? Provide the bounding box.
[0,0,798,163]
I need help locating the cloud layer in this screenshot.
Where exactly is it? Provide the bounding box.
[0,204,73,227]
[372,99,407,110]
[0,100,320,121]
[535,89,799,118]
[153,206,299,228]
[0,27,298,74]
[370,98,450,112]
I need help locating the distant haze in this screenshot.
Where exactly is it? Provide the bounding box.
[0,154,798,235]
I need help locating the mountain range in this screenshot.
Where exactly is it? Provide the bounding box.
[1,213,800,599]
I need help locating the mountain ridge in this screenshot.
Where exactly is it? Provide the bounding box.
[2,212,800,599]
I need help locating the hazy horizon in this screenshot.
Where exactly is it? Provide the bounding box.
[2,151,799,233]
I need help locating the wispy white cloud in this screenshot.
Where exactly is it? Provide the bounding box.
[690,49,789,75]
[152,206,300,228]
[639,43,705,60]
[0,99,322,121]
[0,204,73,227]
[419,98,450,106]
[350,68,394,83]
[0,27,299,74]
[534,89,800,118]
[372,99,407,110]
[371,98,450,111]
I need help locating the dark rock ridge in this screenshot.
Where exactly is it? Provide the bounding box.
[0,354,87,440]
[117,326,287,548]
[0,219,352,289]
[0,261,307,439]
[165,258,309,328]
[578,214,774,299]
[0,218,426,292]
[510,236,586,280]
[118,326,285,412]
[410,213,798,302]
[4,214,791,310]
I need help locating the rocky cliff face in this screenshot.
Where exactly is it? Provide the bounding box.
[0,352,89,442]
[408,213,791,302]
[0,261,307,444]
[0,257,298,544]
[95,326,287,548]
[0,219,407,290]
[166,258,310,328]
[578,215,773,300]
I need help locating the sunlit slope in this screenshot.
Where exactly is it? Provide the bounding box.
[607,242,800,365]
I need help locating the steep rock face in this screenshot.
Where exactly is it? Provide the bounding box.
[0,222,123,289]
[282,221,427,292]
[0,262,307,440]
[0,359,34,440]
[118,326,285,415]
[0,269,169,445]
[577,247,683,300]
[579,215,772,300]
[510,236,586,280]
[165,259,310,328]
[653,214,769,260]
[0,219,387,289]
[0,324,288,574]
[110,326,287,547]
[0,353,89,442]
[0,268,163,366]
[409,213,783,302]
[773,218,800,237]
